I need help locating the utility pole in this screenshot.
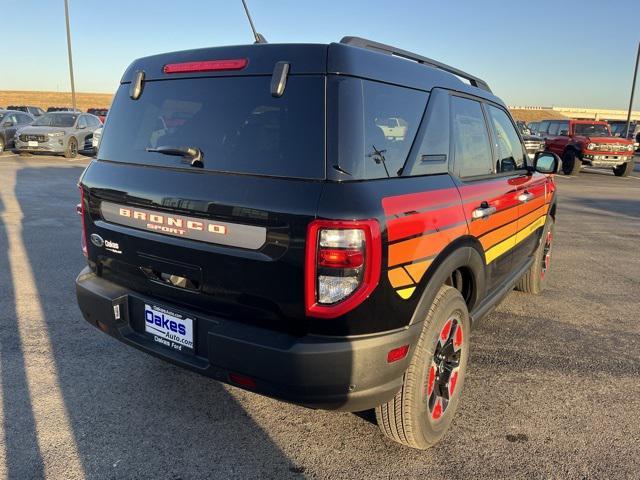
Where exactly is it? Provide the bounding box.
[64,0,77,111]
[625,41,639,139]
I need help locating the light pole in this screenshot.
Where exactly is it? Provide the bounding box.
[625,41,639,138]
[64,0,76,111]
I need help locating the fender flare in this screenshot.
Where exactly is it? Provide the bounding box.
[563,144,583,159]
[408,239,486,328]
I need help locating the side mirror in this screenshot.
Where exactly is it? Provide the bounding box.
[533,152,560,174]
[2,121,15,127]
[78,125,86,130]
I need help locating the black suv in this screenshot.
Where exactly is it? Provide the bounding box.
[76,37,559,449]
[7,105,45,117]
[0,109,35,153]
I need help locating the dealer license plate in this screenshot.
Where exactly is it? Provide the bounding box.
[28,141,38,147]
[144,304,194,354]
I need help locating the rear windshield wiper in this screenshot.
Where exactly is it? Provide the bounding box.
[146,146,203,168]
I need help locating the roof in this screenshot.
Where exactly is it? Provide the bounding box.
[120,39,504,106]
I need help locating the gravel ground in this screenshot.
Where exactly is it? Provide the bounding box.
[0,153,638,479]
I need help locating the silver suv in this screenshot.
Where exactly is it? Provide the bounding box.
[14,112,102,158]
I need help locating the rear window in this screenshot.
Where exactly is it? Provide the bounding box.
[99,76,325,179]
[327,76,428,179]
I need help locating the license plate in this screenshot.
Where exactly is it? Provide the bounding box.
[144,304,194,354]
[28,141,38,147]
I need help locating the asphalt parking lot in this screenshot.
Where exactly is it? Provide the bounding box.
[0,152,639,479]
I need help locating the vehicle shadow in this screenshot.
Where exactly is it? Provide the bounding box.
[0,189,47,479]
[561,195,640,219]
[9,165,302,479]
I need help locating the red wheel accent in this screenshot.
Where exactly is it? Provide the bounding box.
[427,363,436,397]
[439,318,453,344]
[453,324,463,351]
[448,369,459,397]
[432,397,443,420]
[541,229,553,280]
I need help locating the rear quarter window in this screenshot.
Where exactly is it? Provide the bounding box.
[327,76,428,179]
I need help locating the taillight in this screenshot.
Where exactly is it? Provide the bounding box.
[78,187,88,257]
[163,59,248,74]
[305,219,381,319]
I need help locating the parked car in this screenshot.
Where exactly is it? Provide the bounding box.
[46,106,82,113]
[87,108,108,123]
[92,126,103,150]
[607,120,640,150]
[7,105,45,117]
[14,112,102,158]
[75,36,559,450]
[516,121,545,160]
[0,110,35,153]
[538,119,635,176]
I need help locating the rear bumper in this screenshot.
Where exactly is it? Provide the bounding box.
[75,267,422,411]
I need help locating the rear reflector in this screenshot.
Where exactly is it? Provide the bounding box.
[387,345,410,363]
[229,372,256,389]
[163,59,248,74]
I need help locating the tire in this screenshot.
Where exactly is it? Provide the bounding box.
[516,217,555,294]
[0,137,4,154]
[613,159,634,177]
[562,150,581,175]
[375,285,470,450]
[65,137,78,158]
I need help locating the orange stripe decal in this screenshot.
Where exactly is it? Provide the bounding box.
[388,224,468,267]
[405,259,432,283]
[388,267,414,288]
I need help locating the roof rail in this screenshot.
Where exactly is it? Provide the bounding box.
[340,36,492,93]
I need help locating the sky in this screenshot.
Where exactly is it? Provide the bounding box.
[1,0,638,109]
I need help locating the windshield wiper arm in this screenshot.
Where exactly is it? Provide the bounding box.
[146,146,203,168]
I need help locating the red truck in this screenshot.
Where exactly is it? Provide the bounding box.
[537,119,635,176]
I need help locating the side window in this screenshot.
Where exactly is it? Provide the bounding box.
[6,114,18,125]
[404,89,449,176]
[487,105,526,172]
[77,116,87,128]
[547,122,560,135]
[538,121,550,134]
[557,121,569,135]
[327,76,428,179]
[451,96,493,178]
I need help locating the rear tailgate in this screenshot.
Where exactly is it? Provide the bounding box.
[81,162,322,329]
[81,45,327,331]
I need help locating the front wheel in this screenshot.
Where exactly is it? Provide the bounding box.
[516,217,555,294]
[613,159,634,177]
[0,137,4,154]
[375,285,470,450]
[64,137,78,158]
[562,150,581,175]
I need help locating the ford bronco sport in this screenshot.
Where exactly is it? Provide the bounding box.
[538,119,635,176]
[75,37,559,449]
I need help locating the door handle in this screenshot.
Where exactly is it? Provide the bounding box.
[518,191,535,203]
[472,202,496,219]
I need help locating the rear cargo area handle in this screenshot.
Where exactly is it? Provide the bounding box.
[140,266,200,292]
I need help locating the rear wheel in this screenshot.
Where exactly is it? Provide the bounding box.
[613,159,634,177]
[516,217,555,294]
[375,285,470,450]
[562,150,581,175]
[65,137,78,158]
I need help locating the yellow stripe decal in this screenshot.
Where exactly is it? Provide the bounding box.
[396,286,416,299]
[485,215,547,264]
